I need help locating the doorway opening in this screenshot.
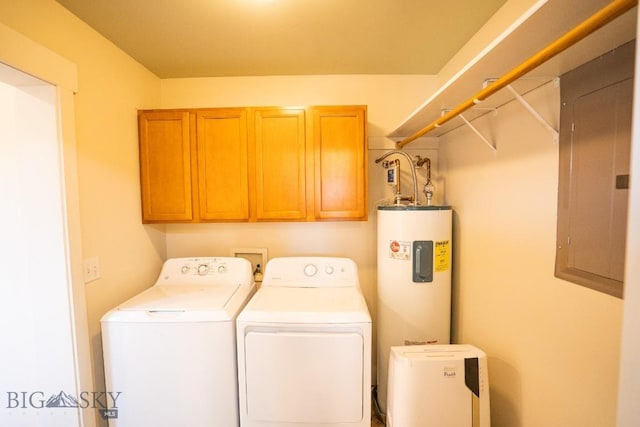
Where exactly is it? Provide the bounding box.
[0,62,83,426]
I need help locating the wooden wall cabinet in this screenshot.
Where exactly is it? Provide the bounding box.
[138,105,367,223]
[139,110,194,222]
[139,108,249,222]
[311,106,367,220]
[196,109,249,221]
[251,108,308,221]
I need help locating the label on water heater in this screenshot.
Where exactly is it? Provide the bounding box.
[434,240,450,272]
[388,240,410,260]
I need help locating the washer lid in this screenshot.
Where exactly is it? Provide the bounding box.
[237,286,371,324]
[102,284,247,322]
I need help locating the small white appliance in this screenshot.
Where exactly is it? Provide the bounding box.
[386,344,490,427]
[377,205,452,411]
[236,257,372,427]
[101,257,255,427]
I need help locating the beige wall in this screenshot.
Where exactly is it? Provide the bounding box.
[439,81,624,426]
[0,2,165,425]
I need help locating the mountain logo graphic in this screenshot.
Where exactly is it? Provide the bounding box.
[45,391,79,408]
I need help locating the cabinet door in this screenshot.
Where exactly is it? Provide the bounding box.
[252,108,307,220]
[196,109,249,220]
[138,110,193,222]
[311,106,367,220]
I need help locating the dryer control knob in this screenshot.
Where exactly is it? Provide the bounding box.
[197,264,209,276]
[218,265,226,274]
[181,265,190,274]
[304,264,318,277]
[325,265,334,275]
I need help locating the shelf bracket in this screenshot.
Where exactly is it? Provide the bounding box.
[458,113,496,151]
[440,108,497,151]
[504,83,559,143]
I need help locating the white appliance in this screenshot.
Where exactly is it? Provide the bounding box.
[236,257,372,427]
[386,344,490,427]
[101,257,255,427]
[376,205,452,411]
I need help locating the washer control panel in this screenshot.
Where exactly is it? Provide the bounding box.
[177,259,227,276]
[158,257,252,286]
[263,257,359,287]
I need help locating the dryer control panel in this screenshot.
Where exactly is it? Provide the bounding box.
[262,257,360,288]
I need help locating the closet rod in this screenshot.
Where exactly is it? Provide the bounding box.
[397,0,638,148]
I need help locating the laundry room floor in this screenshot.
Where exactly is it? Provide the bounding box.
[371,397,385,426]
[371,405,384,426]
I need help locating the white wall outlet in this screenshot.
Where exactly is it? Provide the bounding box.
[83,257,100,283]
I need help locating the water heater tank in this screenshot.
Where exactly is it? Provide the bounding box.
[376,205,452,412]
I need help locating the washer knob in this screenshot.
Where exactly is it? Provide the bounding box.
[304,264,318,277]
[218,265,226,273]
[325,265,334,275]
[197,264,208,276]
[181,265,190,274]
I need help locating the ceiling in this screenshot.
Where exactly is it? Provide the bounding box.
[54,0,508,79]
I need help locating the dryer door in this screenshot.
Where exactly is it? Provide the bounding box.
[244,330,364,423]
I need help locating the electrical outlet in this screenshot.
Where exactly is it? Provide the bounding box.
[83,257,100,283]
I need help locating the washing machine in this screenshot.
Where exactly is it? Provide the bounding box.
[236,257,372,427]
[101,257,255,427]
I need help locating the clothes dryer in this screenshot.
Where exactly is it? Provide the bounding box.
[236,257,372,427]
[101,257,255,427]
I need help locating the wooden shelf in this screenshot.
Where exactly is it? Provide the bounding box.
[389,0,637,142]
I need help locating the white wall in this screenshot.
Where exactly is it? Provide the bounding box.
[439,81,624,426]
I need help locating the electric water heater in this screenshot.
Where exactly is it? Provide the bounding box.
[376,205,452,412]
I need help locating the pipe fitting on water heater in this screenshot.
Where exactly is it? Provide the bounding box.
[375,150,419,206]
[415,155,435,206]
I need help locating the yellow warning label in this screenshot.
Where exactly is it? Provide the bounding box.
[434,240,450,272]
